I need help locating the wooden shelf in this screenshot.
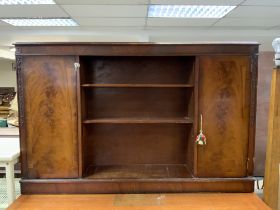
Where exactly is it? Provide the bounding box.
[84,164,193,179]
[81,84,194,88]
[83,117,193,124]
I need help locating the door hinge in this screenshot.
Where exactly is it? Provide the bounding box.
[74,62,80,71]
[246,158,249,171]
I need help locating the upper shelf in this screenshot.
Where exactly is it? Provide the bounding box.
[83,117,193,124]
[81,84,194,88]
[79,56,195,85]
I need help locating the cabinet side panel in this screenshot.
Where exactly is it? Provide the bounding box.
[198,56,251,177]
[22,56,78,178]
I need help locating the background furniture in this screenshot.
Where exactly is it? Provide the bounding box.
[0,128,21,179]
[0,87,16,121]
[0,137,20,207]
[255,52,274,176]
[0,128,19,138]
[264,68,280,210]
[16,43,258,194]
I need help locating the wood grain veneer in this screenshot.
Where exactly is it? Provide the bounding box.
[197,56,251,177]
[21,56,78,179]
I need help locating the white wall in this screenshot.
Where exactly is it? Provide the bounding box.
[0,59,16,90]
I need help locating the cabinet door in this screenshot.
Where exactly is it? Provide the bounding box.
[20,56,79,178]
[197,56,251,177]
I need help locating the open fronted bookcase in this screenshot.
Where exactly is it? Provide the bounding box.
[16,43,258,194]
[80,56,195,179]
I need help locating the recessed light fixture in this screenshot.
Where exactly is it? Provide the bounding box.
[148,5,236,18]
[1,18,78,26]
[0,0,55,4]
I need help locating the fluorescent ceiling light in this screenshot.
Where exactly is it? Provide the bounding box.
[1,18,78,26]
[0,0,55,4]
[148,5,236,18]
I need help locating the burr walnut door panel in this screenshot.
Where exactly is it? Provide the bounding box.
[197,56,251,178]
[21,56,79,178]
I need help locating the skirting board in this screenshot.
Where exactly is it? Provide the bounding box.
[20,178,254,194]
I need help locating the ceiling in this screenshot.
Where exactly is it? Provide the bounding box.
[0,0,280,59]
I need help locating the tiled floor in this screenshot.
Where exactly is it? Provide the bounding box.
[0,178,264,210]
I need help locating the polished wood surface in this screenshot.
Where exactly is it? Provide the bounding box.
[21,56,78,178]
[8,193,270,210]
[263,69,280,210]
[198,56,251,177]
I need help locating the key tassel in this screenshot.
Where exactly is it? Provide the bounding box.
[196,114,206,145]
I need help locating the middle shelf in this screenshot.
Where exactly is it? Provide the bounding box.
[82,87,193,119]
[83,117,193,124]
[81,84,194,88]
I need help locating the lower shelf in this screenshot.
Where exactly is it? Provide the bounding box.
[84,164,193,179]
